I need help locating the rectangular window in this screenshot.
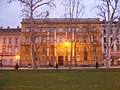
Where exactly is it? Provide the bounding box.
[8,47,12,53]
[25,37,29,43]
[76,28,79,32]
[14,47,18,53]
[25,28,30,32]
[93,37,97,43]
[103,29,106,34]
[104,37,106,43]
[116,38,119,43]
[35,37,39,43]
[9,38,11,44]
[50,37,54,44]
[67,28,71,32]
[104,45,106,52]
[15,38,18,44]
[51,47,54,52]
[84,54,87,61]
[25,48,29,52]
[116,44,120,51]
[84,37,87,43]
[2,47,5,53]
[43,37,47,42]
[59,28,63,32]
[42,47,46,53]
[3,38,6,44]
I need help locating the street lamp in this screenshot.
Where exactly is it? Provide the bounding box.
[16,55,20,64]
[64,41,70,67]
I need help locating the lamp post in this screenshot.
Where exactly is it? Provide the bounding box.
[64,41,70,67]
[16,55,20,64]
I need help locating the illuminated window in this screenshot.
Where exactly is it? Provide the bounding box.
[14,47,18,53]
[8,47,12,53]
[35,37,39,43]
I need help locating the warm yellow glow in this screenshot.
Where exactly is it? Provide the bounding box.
[64,41,70,47]
[16,55,20,60]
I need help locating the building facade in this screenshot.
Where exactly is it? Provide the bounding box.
[0,26,21,66]
[101,22,120,65]
[20,18,102,67]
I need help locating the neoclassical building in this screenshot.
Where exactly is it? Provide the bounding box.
[0,26,21,66]
[20,18,102,67]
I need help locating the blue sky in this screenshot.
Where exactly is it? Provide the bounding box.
[0,0,97,28]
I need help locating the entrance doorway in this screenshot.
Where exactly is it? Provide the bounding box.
[58,56,63,65]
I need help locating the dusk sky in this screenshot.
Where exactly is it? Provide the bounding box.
[0,0,98,28]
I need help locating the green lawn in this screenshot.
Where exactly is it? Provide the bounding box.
[0,69,120,90]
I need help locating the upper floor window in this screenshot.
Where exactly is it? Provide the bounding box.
[42,47,46,53]
[25,37,29,43]
[67,28,71,32]
[15,38,18,44]
[43,37,47,42]
[25,48,29,52]
[104,45,106,52]
[3,38,6,44]
[93,27,97,32]
[35,37,39,43]
[50,37,54,44]
[25,28,30,32]
[116,44,120,51]
[8,47,12,53]
[116,38,119,43]
[84,37,87,43]
[104,37,106,43]
[14,47,18,54]
[110,29,113,34]
[59,28,63,32]
[76,28,79,32]
[93,37,97,43]
[103,29,106,34]
[8,38,12,44]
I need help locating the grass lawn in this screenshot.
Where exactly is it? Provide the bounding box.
[0,69,120,90]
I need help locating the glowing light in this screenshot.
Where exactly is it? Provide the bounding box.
[16,55,20,60]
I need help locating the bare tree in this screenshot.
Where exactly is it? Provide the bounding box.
[84,23,102,68]
[8,0,55,69]
[62,0,85,69]
[96,0,120,68]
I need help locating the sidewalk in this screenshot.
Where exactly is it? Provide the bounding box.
[0,65,120,70]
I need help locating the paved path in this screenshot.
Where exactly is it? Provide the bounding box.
[0,66,120,70]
